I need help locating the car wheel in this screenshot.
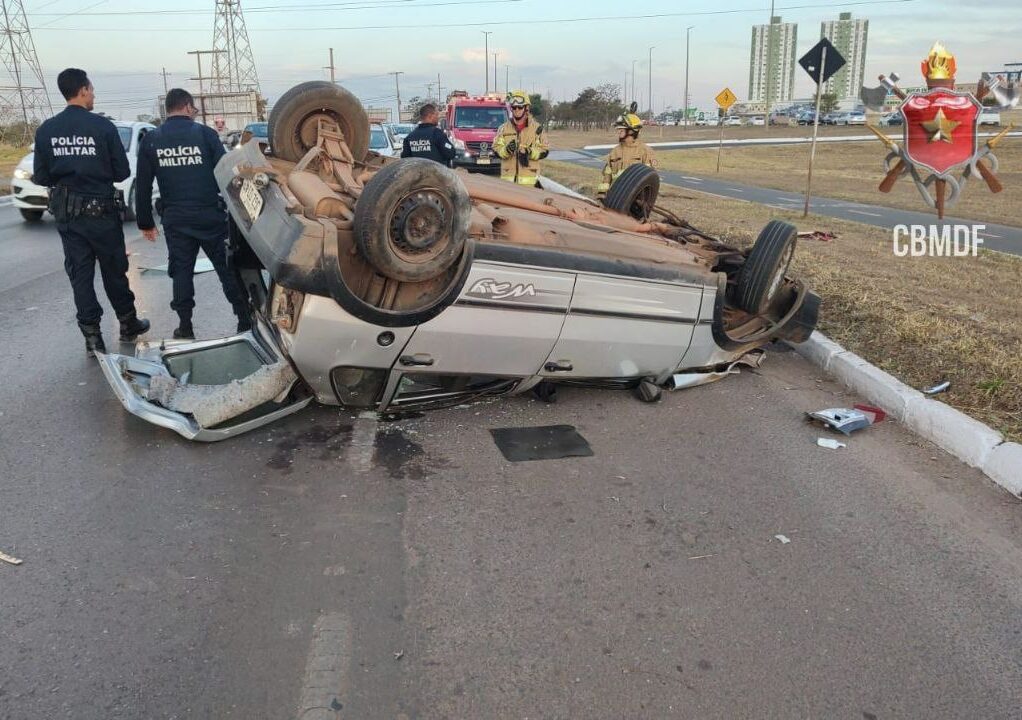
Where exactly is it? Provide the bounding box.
[732,220,797,314]
[269,81,370,163]
[123,183,137,222]
[602,163,660,222]
[353,158,470,282]
[19,209,43,222]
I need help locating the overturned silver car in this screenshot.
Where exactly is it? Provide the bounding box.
[98,81,819,441]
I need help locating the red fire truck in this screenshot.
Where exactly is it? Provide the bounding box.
[442,91,508,174]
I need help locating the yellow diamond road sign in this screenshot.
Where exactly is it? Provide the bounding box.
[715,87,737,111]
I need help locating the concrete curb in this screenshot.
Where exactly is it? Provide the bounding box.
[791,331,1021,498]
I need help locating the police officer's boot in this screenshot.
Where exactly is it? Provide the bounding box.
[118,311,151,342]
[79,322,106,357]
[234,302,252,333]
[173,311,195,340]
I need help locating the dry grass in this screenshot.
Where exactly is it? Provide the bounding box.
[546,123,873,151]
[544,159,1022,442]
[0,144,30,194]
[653,138,1022,227]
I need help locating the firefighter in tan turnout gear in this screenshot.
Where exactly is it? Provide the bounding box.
[598,103,657,195]
[493,89,549,186]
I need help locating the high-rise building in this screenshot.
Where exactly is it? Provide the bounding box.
[748,16,798,105]
[821,12,869,100]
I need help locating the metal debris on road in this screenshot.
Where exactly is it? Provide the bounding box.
[817,437,847,449]
[807,404,886,435]
[393,650,404,661]
[0,549,24,565]
[688,554,717,560]
[774,534,792,545]
[923,380,951,396]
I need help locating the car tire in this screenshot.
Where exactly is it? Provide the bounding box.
[353,158,470,282]
[269,81,370,163]
[20,209,44,222]
[732,220,797,314]
[122,183,136,222]
[602,163,660,222]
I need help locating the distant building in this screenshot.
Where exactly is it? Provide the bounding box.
[749,16,798,106]
[820,12,869,101]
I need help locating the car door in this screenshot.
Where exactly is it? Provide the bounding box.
[384,261,574,407]
[539,273,705,381]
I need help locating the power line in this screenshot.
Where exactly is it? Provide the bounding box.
[30,0,917,30]
[28,0,523,16]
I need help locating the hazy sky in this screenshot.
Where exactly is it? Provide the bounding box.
[12,0,1022,120]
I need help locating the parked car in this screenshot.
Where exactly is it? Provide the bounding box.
[95,80,820,441]
[387,122,416,143]
[878,111,904,126]
[846,111,866,125]
[10,120,157,223]
[748,116,766,126]
[979,108,1001,126]
[768,111,789,126]
[369,122,401,157]
[723,115,742,126]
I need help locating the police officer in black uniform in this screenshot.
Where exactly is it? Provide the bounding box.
[135,88,249,339]
[33,68,150,356]
[400,103,456,166]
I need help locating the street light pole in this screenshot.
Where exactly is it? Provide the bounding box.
[505,65,509,95]
[647,46,654,119]
[493,51,498,93]
[390,71,403,122]
[482,31,492,93]
[684,26,693,127]
[631,59,636,103]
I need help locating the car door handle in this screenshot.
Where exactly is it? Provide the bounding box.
[544,361,574,373]
[399,353,435,367]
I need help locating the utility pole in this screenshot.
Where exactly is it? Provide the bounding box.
[162,67,169,94]
[188,49,223,123]
[390,71,403,122]
[631,59,636,103]
[482,31,492,93]
[684,26,693,127]
[647,46,654,120]
[437,72,442,104]
[505,66,509,94]
[324,48,335,83]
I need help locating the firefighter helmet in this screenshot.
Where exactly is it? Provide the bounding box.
[614,112,643,132]
[507,89,530,108]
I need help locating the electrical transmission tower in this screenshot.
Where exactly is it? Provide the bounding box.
[0,0,52,146]
[210,0,260,94]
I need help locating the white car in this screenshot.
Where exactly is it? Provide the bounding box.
[387,122,415,143]
[748,116,766,126]
[369,122,401,157]
[979,108,1001,126]
[723,116,743,127]
[11,120,157,222]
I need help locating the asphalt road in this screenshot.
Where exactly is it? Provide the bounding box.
[552,150,1022,256]
[2,206,1022,718]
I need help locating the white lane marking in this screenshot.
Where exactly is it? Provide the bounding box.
[679,176,703,182]
[296,612,350,720]
[725,187,745,193]
[350,414,379,473]
[847,209,883,218]
[980,232,1002,238]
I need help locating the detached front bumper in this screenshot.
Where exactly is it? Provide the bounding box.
[96,322,312,442]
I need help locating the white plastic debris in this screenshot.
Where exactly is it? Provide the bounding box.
[774,535,791,545]
[816,437,847,450]
[0,549,24,565]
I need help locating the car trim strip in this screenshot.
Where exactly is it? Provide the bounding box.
[455,298,566,314]
[568,307,698,324]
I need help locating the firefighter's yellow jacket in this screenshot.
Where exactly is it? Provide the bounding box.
[598,140,657,193]
[493,117,549,186]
